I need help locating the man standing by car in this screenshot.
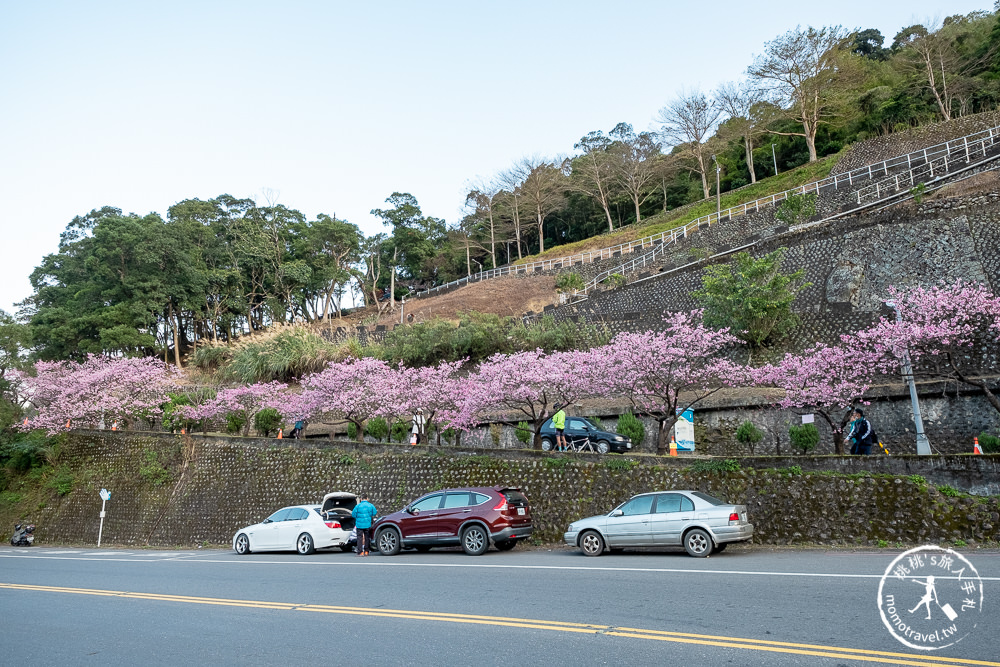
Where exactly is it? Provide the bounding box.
[352,494,378,556]
[552,403,567,451]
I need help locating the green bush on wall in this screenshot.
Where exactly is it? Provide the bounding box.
[735,420,764,454]
[367,418,388,442]
[391,419,408,443]
[616,411,645,448]
[789,423,819,454]
[979,432,1000,453]
[514,422,531,445]
[254,408,283,438]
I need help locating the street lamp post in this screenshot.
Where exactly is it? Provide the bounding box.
[886,300,932,455]
[771,144,779,175]
[712,154,721,221]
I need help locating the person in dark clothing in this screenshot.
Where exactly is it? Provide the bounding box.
[351,494,378,556]
[845,408,874,455]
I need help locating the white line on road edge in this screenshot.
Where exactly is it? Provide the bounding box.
[2,552,998,580]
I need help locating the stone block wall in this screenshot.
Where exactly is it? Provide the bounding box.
[7,433,998,549]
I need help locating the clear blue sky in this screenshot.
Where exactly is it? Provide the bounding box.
[0,1,989,315]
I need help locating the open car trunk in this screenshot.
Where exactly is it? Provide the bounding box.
[321,492,358,531]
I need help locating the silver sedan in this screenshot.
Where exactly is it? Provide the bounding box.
[563,490,753,558]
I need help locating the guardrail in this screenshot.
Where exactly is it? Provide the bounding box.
[415,125,1000,300]
[568,128,1000,304]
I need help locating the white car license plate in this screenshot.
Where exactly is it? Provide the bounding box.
[517,508,525,515]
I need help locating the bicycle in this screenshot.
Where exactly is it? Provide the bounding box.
[556,434,597,453]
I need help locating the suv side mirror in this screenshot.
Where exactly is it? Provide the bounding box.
[610,509,623,517]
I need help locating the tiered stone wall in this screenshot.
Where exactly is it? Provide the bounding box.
[7,433,997,549]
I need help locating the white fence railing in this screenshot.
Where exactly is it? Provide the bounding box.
[416,125,1000,299]
[562,127,1000,304]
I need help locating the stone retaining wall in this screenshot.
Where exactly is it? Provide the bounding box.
[4,433,997,550]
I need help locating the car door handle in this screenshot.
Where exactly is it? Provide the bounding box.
[462,509,472,513]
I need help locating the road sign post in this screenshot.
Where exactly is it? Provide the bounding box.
[97,488,110,547]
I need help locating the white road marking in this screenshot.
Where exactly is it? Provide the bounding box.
[1,551,998,580]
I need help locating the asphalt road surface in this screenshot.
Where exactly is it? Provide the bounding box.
[1,545,997,666]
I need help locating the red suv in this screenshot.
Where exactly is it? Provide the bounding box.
[373,486,532,556]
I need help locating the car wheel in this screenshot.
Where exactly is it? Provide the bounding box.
[234,533,251,555]
[580,530,605,557]
[597,440,610,454]
[414,545,432,553]
[712,542,728,554]
[296,533,315,555]
[494,539,517,551]
[461,525,489,556]
[339,545,354,553]
[377,527,401,556]
[541,437,553,452]
[684,528,712,558]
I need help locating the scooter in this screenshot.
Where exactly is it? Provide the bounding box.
[10,523,35,546]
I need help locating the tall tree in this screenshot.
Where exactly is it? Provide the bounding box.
[748,25,854,162]
[656,90,722,199]
[567,130,619,232]
[515,158,566,255]
[714,80,771,184]
[607,123,662,225]
[463,178,502,268]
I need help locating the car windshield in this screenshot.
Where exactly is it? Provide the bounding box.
[691,491,727,506]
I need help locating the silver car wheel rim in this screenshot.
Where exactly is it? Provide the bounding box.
[298,535,312,553]
[688,533,709,554]
[598,441,609,454]
[236,535,248,553]
[379,530,397,552]
[465,529,485,552]
[582,533,601,554]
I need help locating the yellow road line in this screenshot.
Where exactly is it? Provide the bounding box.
[1,583,994,667]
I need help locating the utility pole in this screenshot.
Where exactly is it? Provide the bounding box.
[886,300,932,455]
[772,144,779,175]
[712,155,721,221]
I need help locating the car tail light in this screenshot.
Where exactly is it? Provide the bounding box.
[728,513,739,525]
[493,497,508,511]
[325,521,341,529]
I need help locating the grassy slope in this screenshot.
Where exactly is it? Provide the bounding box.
[515,152,842,265]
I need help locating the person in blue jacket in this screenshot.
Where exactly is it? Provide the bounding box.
[352,494,378,556]
[844,408,874,455]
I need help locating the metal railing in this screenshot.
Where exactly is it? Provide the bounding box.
[567,127,1000,304]
[415,125,1000,300]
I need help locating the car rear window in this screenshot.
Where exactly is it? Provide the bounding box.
[691,491,726,506]
[501,489,528,506]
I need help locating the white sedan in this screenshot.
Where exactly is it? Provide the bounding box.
[233,505,352,555]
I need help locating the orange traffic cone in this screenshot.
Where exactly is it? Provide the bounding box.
[410,433,417,445]
[111,421,118,431]
[669,437,678,457]
[180,428,186,435]
[22,418,28,426]
[973,437,983,455]
[65,419,71,429]
[277,428,283,439]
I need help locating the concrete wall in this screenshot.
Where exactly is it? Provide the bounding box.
[4,432,997,550]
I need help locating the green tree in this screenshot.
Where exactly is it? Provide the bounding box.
[694,249,809,351]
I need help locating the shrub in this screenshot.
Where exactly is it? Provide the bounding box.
[254,408,283,437]
[604,457,639,471]
[367,418,389,442]
[978,432,1000,453]
[555,272,585,292]
[192,344,232,371]
[615,411,645,448]
[907,475,928,489]
[226,326,340,383]
[514,422,531,445]
[937,485,961,497]
[489,423,502,447]
[589,416,603,430]
[1,431,56,472]
[139,450,172,486]
[544,457,570,470]
[391,419,408,443]
[735,420,764,454]
[602,273,626,289]
[687,459,740,474]
[46,465,75,496]
[225,413,246,436]
[346,422,358,440]
[788,423,819,454]
[774,192,817,225]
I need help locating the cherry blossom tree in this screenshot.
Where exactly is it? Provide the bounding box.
[297,357,398,441]
[179,381,288,436]
[459,349,605,449]
[394,360,466,444]
[754,342,886,454]
[855,281,1000,415]
[594,311,744,453]
[17,355,180,433]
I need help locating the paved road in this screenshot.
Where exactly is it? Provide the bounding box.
[1,545,997,666]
